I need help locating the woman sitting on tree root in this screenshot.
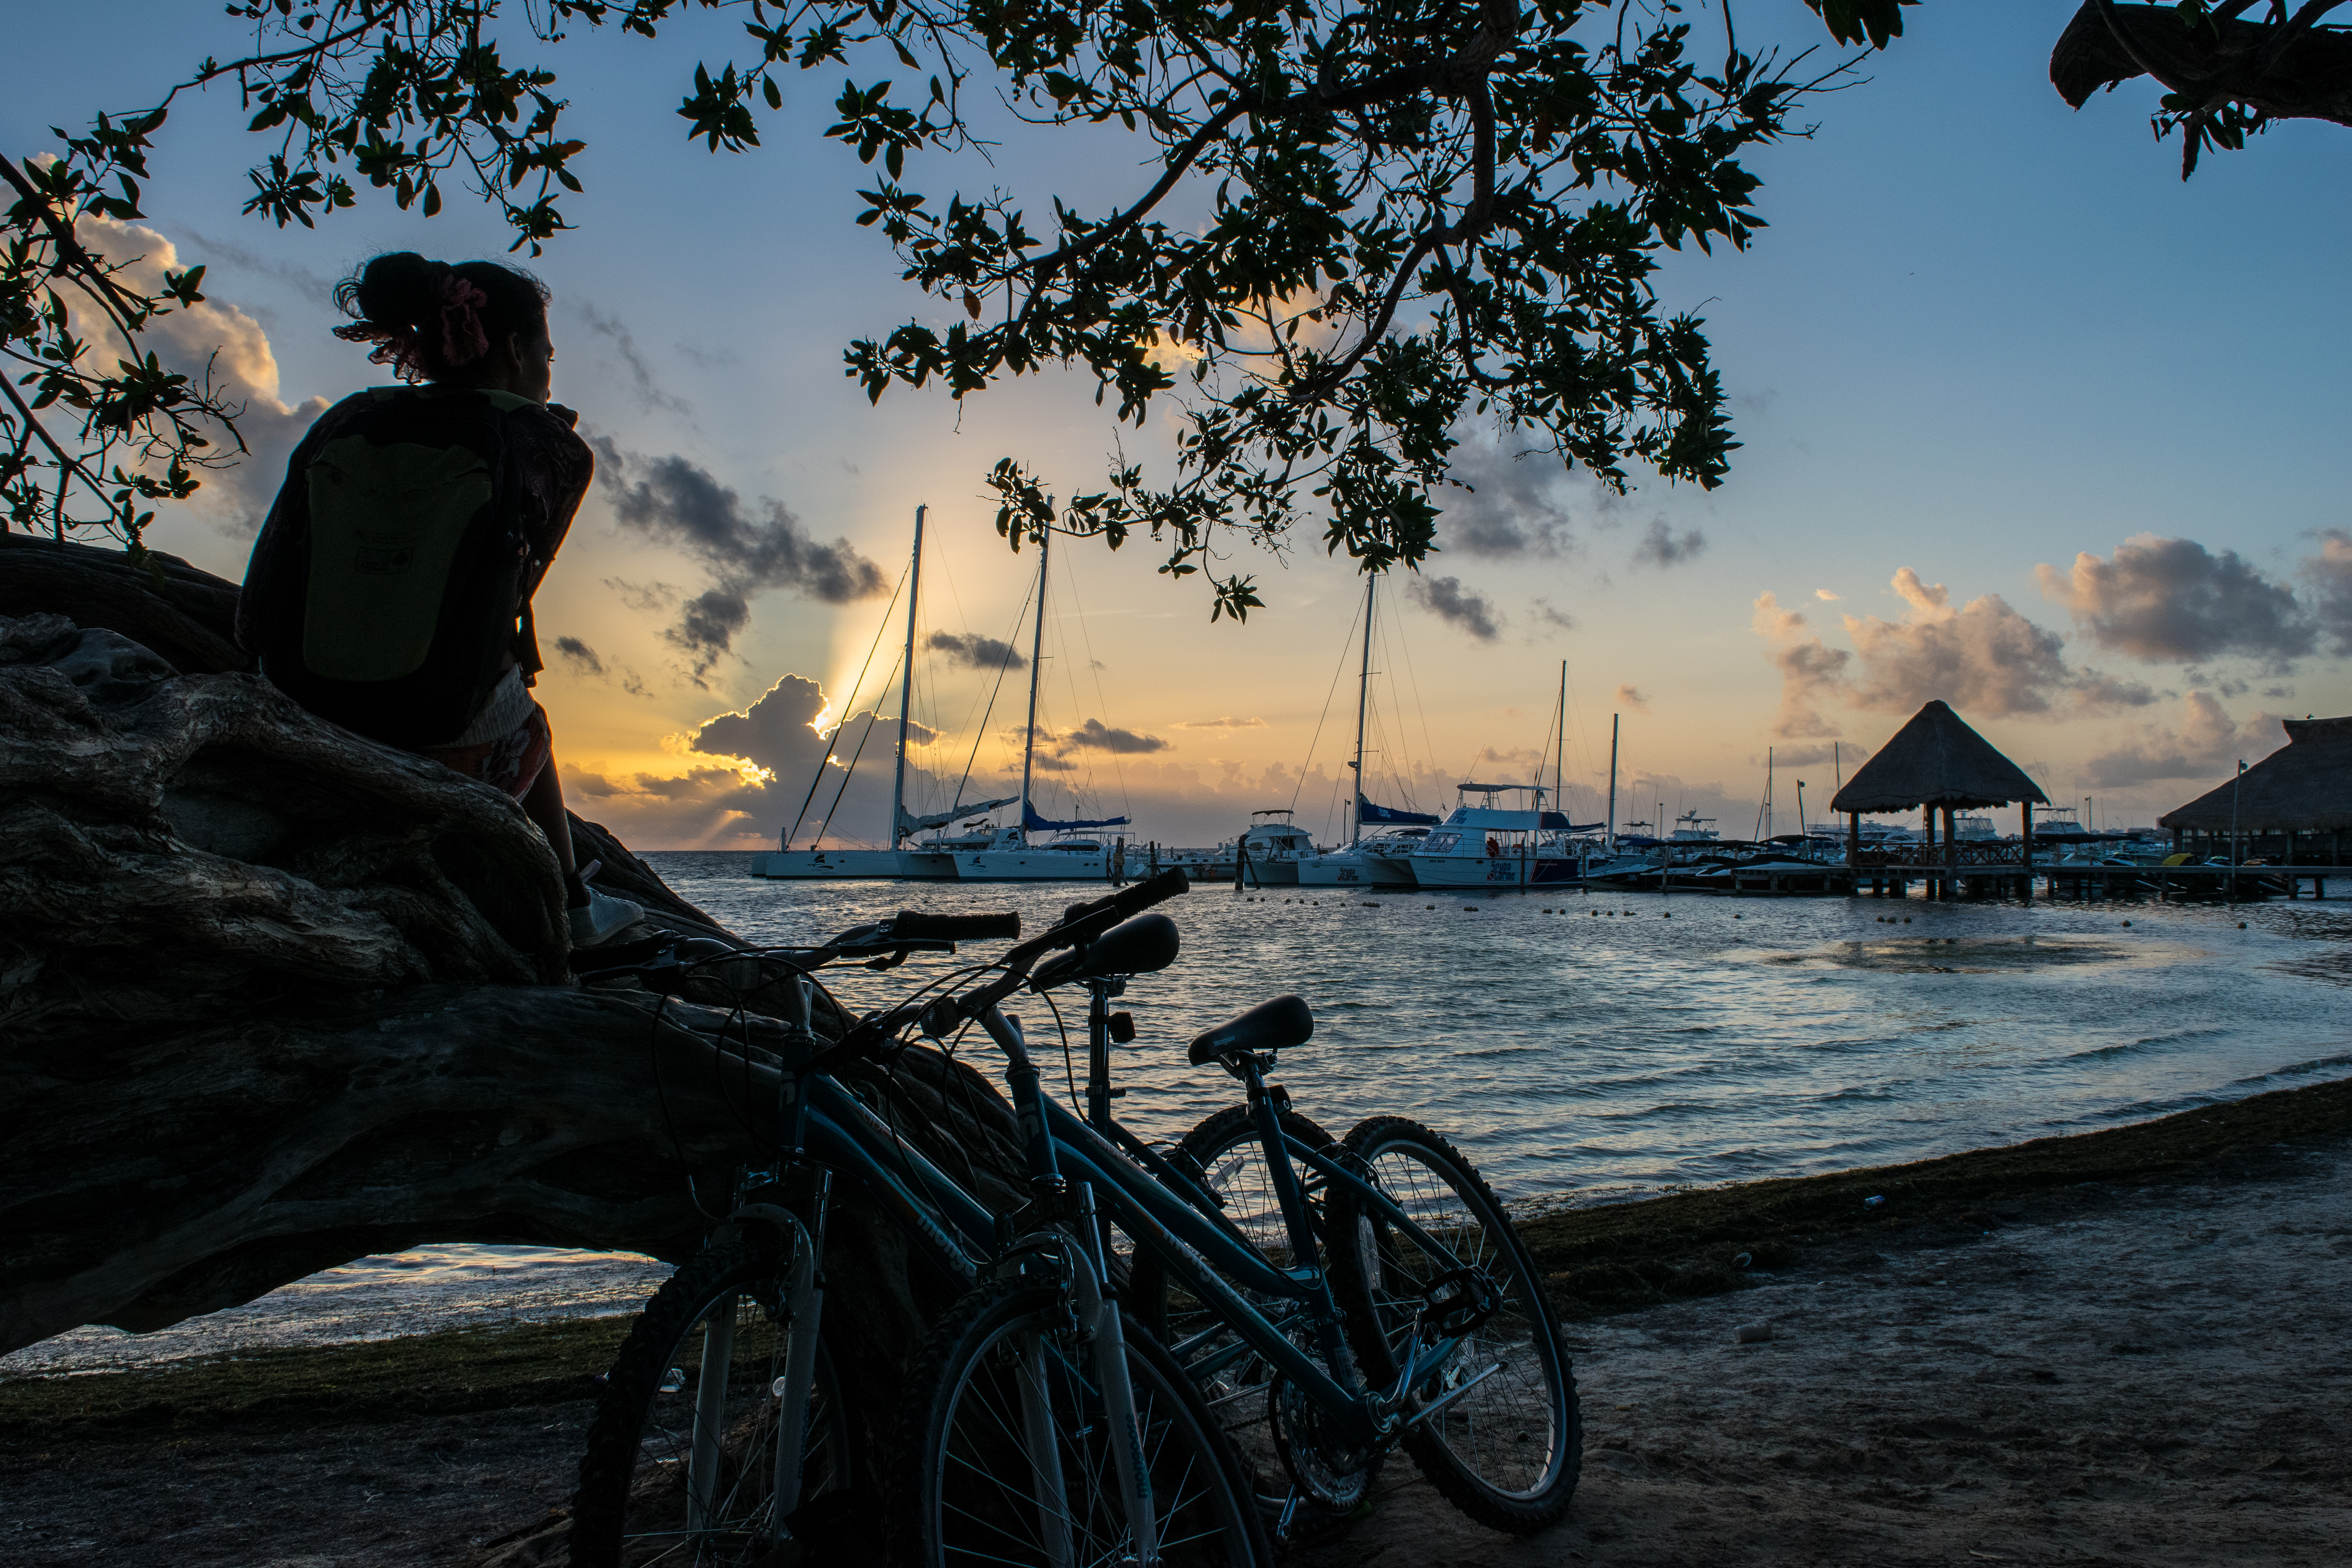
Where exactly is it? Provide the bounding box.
[237,251,642,947]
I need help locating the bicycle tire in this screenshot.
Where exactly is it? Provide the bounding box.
[1324,1115,1581,1532]
[571,1240,852,1567]
[1129,1103,1361,1507]
[884,1281,1270,1568]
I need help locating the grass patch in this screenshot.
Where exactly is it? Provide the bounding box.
[1522,1073,2352,1316]
[0,1313,633,1443]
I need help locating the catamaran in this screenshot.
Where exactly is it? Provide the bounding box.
[951,525,1137,881]
[1297,574,1439,889]
[750,506,1017,880]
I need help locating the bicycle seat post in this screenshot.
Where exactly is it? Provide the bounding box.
[1082,976,1126,1131]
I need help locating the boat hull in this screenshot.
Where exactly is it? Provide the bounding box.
[952,849,1114,881]
[748,850,957,880]
[1408,855,1583,889]
[1296,853,1415,889]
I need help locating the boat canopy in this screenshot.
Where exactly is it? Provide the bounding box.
[1024,801,1132,833]
[1358,794,1440,826]
[897,796,1019,837]
[1441,807,1548,831]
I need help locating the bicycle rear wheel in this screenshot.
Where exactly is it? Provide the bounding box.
[1325,1116,1580,1532]
[1129,1103,1363,1510]
[572,1241,850,1567]
[886,1281,1268,1567]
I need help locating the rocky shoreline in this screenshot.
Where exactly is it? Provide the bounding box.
[7,1077,2349,1566]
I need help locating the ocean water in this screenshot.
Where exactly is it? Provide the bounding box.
[16,857,2349,1373]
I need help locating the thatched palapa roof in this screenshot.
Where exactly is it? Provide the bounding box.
[1830,700,2049,815]
[2157,716,2352,833]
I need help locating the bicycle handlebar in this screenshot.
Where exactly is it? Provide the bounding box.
[891,909,1023,941]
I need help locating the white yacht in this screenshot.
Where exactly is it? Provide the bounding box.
[1298,825,1427,888]
[1234,811,1318,887]
[1409,783,1569,889]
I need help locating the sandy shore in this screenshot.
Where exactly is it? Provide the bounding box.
[1302,1140,2352,1567]
[7,1122,2348,1565]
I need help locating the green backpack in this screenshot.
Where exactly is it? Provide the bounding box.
[263,386,533,748]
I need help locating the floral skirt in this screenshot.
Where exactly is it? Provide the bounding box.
[414,701,553,801]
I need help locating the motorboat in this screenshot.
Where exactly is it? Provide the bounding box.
[1233,811,1318,887]
[1298,826,1428,888]
[1409,783,1583,889]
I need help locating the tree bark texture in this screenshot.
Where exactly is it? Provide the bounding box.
[2052,2,2352,126]
[0,539,1030,1499]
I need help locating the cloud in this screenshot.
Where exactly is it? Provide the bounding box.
[1175,716,1268,729]
[1630,520,1706,570]
[2080,693,2289,787]
[1058,718,1170,755]
[2304,529,2352,657]
[687,673,934,767]
[1752,592,1851,739]
[598,450,890,678]
[1814,588,1841,601]
[1530,599,1576,632]
[72,214,331,536]
[575,301,692,417]
[1406,575,1503,641]
[926,631,1027,671]
[1763,742,1851,767]
[555,636,605,677]
[1615,684,1651,714]
[1843,569,2155,717]
[1437,440,1581,557]
[2035,535,2312,665]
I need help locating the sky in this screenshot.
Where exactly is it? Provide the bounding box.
[10,1,2350,847]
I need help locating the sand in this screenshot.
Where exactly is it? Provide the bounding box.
[1299,1142,2352,1567]
[6,1141,2347,1566]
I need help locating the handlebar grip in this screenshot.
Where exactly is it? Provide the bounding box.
[1061,868,1191,928]
[891,909,1022,941]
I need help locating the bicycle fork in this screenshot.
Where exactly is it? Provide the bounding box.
[982,1002,1160,1566]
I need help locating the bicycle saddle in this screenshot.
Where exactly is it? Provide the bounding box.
[1187,994,1313,1065]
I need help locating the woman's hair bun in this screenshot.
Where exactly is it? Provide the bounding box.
[335,251,439,330]
[333,251,549,384]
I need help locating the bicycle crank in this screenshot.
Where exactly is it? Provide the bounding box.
[1268,1375,1376,1513]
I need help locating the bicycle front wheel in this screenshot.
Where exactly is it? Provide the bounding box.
[571,1241,850,1567]
[1325,1116,1581,1532]
[887,1282,1269,1567]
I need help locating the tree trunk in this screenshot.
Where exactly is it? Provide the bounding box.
[0,538,1027,1504]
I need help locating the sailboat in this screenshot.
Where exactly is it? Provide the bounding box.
[952,525,1135,882]
[750,505,1015,880]
[1298,574,1431,889]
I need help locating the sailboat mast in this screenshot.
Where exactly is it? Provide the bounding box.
[1017,525,1050,836]
[889,505,926,845]
[1350,574,1374,847]
[1553,661,1566,823]
[1606,713,1619,848]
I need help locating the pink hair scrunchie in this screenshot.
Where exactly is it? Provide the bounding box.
[439,273,491,367]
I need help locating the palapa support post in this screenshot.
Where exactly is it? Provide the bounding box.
[1943,804,1958,901]
[1848,811,1862,896]
[2021,800,2035,902]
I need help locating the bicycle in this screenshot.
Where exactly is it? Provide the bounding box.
[880,889,1583,1563]
[565,875,1270,1566]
